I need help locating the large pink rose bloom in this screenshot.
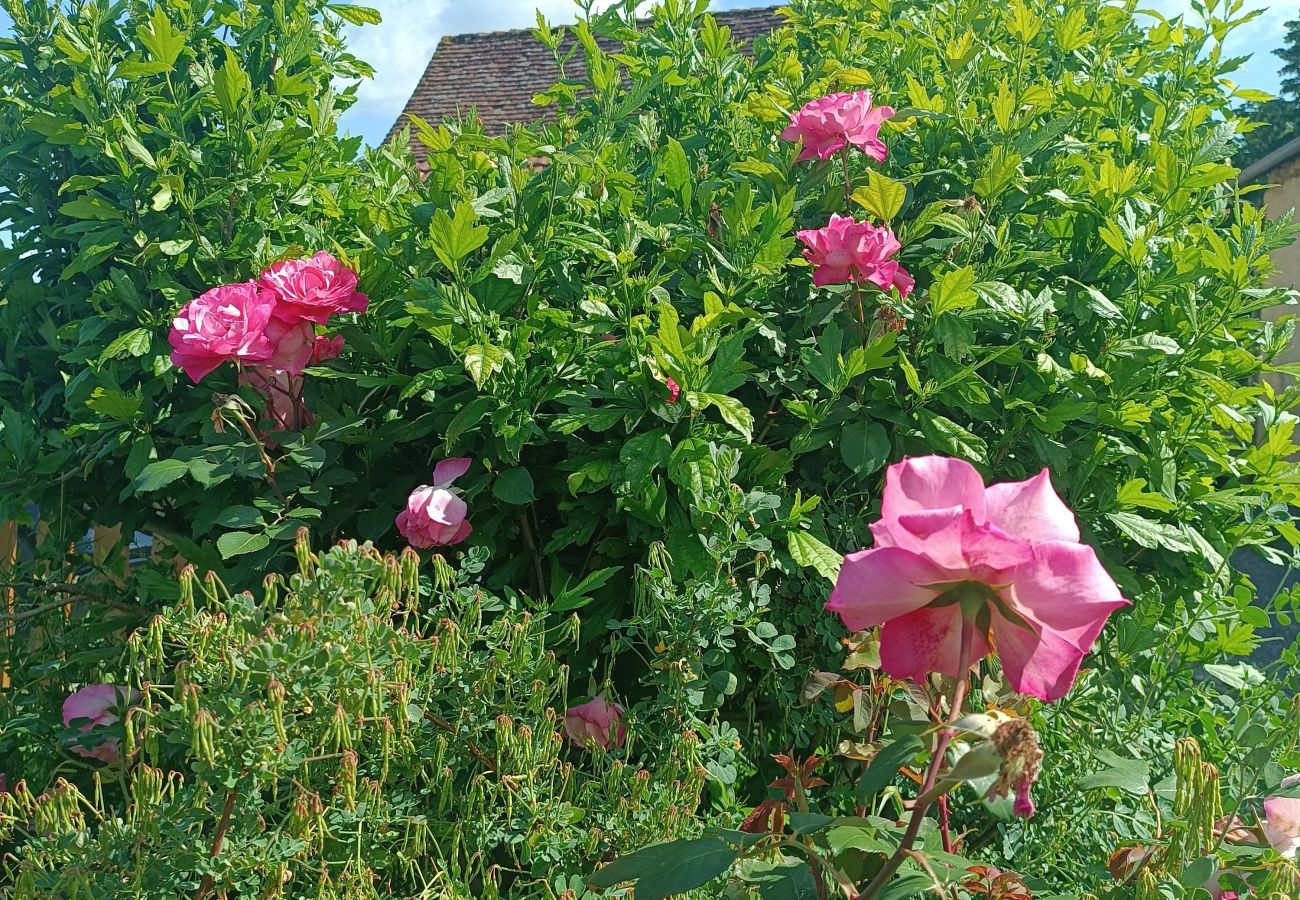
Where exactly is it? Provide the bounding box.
[797,214,914,296]
[168,282,277,383]
[63,684,134,764]
[1263,775,1300,857]
[396,458,473,548]
[781,90,894,162]
[827,456,1129,701]
[259,251,368,325]
[564,695,626,751]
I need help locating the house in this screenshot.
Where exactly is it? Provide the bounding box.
[1244,136,1300,379]
[387,6,785,169]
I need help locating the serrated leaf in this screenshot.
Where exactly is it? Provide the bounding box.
[134,459,190,492]
[217,531,270,559]
[931,266,977,316]
[788,532,843,582]
[851,170,906,222]
[136,6,185,69]
[463,344,507,388]
[840,420,890,475]
[214,46,250,119]
[688,393,754,441]
[492,468,535,505]
[328,3,383,25]
[917,411,987,464]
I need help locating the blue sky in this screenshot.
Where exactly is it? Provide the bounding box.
[0,2,1292,146]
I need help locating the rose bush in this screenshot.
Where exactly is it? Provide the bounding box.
[1,0,1299,896]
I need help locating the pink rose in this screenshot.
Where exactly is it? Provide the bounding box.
[63,684,135,764]
[262,318,315,377]
[259,252,368,325]
[311,335,345,364]
[1263,775,1300,857]
[239,368,313,434]
[396,458,473,548]
[168,282,277,383]
[781,90,894,163]
[827,456,1129,701]
[564,695,626,750]
[664,377,681,404]
[796,214,913,295]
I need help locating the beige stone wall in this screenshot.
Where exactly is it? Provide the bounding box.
[1261,155,1300,371]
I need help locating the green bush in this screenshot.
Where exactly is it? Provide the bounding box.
[2,0,1300,895]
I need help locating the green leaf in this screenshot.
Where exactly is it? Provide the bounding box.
[134,459,190,492]
[214,506,264,530]
[931,266,977,316]
[840,420,890,475]
[1115,479,1176,513]
[136,6,185,69]
[661,137,692,207]
[431,201,489,271]
[856,735,925,804]
[851,169,907,222]
[217,531,271,559]
[1106,511,1196,554]
[214,46,250,119]
[99,328,152,363]
[788,531,842,582]
[620,430,671,486]
[328,3,383,25]
[59,196,122,221]
[463,344,507,388]
[586,839,737,899]
[917,411,987,464]
[492,468,536,505]
[1078,751,1150,795]
[86,387,141,421]
[750,861,819,900]
[688,393,754,441]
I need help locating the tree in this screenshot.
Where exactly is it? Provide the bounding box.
[1238,16,1300,169]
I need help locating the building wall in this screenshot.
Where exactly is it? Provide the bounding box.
[1261,155,1300,373]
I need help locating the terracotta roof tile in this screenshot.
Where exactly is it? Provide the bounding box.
[388,6,785,167]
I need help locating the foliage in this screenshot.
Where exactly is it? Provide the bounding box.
[1,536,706,898]
[1,0,1300,895]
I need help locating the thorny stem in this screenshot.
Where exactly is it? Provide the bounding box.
[855,620,977,899]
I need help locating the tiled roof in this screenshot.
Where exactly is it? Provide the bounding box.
[388,6,786,167]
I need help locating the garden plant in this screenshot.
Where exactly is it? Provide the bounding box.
[1,0,1300,896]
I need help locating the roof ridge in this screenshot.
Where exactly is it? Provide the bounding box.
[442,4,783,46]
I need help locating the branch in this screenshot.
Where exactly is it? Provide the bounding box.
[426,711,496,773]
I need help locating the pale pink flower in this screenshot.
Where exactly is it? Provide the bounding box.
[396,458,473,548]
[63,684,134,764]
[239,368,313,434]
[665,377,681,404]
[781,90,894,162]
[1263,775,1300,857]
[564,695,626,750]
[796,214,913,295]
[168,282,277,382]
[826,456,1129,701]
[311,335,345,364]
[262,318,315,377]
[259,252,368,325]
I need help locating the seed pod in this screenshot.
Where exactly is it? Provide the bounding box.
[263,573,282,607]
[294,527,315,576]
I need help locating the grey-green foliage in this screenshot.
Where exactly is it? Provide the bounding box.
[0,537,706,898]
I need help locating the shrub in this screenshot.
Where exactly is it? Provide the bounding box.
[1,536,705,897]
[2,0,1300,895]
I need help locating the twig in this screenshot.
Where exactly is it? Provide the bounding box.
[195,778,242,900]
[517,513,547,599]
[425,711,496,773]
[0,584,140,624]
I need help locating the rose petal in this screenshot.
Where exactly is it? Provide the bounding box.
[985,469,1080,544]
[826,547,948,632]
[432,457,472,488]
[881,456,988,524]
[878,604,991,683]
